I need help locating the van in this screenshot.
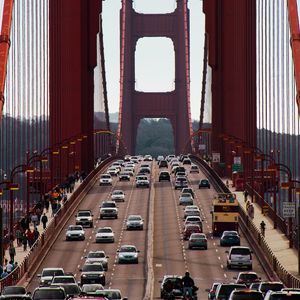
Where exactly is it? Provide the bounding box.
[226,246,252,270]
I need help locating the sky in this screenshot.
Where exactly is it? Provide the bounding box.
[102,0,206,121]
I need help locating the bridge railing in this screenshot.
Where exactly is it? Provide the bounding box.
[190,154,300,288]
[0,156,117,290]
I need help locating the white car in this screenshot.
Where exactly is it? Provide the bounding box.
[179,193,194,205]
[38,268,65,287]
[85,251,109,271]
[99,174,112,186]
[136,175,150,188]
[126,215,144,230]
[66,225,85,241]
[111,190,125,202]
[75,210,93,228]
[117,245,139,264]
[95,227,115,243]
[99,201,118,219]
[184,206,201,219]
[190,164,199,173]
[107,167,119,176]
[124,168,134,176]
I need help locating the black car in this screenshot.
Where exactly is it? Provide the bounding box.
[159,171,170,182]
[159,160,168,168]
[174,167,186,176]
[80,263,106,286]
[220,231,240,246]
[199,179,210,188]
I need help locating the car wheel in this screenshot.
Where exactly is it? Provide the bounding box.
[204,246,208,250]
[100,216,103,219]
[90,223,93,228]
[115,216,118,219]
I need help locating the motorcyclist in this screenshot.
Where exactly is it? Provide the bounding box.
[182,272,195,298]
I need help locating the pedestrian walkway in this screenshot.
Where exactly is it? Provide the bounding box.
[3,181,81,268]
[225,179,299,278]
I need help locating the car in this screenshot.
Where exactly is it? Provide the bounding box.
[167,154,176,161]
[50,283,81,297]
[190,164,199,173]
[257,282,284,295]
[206,282,220,300]
[263,290,300,300]
[182,158,191,165]
[0,295,32,300]
[174,177,188,189]
[51,275,76,284]
[66,225,85,241]
[139,167,151,174]
[144,155,152,161]
[159,171,171,182]
[119,172,130,181]
[183,224,201,240]
[107,167,119,176]
[188,233,207,249]
[159,160,168,168]
[80,263,106,286]
[81,284,104,294]
[37,268,65,287]
[220,231,241,246]
[123,168,134,176]
[99,174,112,186]
[184,216,203,229]
[1,286,28,296]
[214,283,247,300]
[228,289,264,300]
[95,227,115,243]
[75,210,93,228]
[92,289,128,300]
[249,283,260,291]
[136,175,150,188]
[179,193,194,205]
[157,155,164,162]
[126,215,144,230]
[160,275,184,299]
[184,206,201,219]
[181,187,195,198]
[199,179,210,188]
[176,171,187,178]
[32,287,66,300]
[85,251,109,271]
[234,272,261,287]
[117,245,139,264]
[111,190,125,202]
[174,166,186,175]
[99,201,118,219]
[281,288,300,293]
[226,246,253,270]
[111,162,122,171]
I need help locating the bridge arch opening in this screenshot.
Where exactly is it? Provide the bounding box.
[135,118,175,157]
[135,37,175,92]
[133,0,176,14]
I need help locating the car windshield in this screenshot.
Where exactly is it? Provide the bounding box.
[88,252,105,258]
[102,203,116,208]
[94,290,121,299]
[78,212,90,217]
[42,270,64,277]
[3,287,26,295]
[69,226,82,231]
[224,231,238,236]
[181,193,191,197]
[218,285,245,296]
[81,284,104,293]
[113,191,123,195]
[186,217,200,221]
[82,264,104,272]
[101,175,111,179]
[260,283,284,292]
[231,248,250,255]
[268,295,300,300]
[120,246,136,252]
[60,285,81,295]
[52,277,75,283]
[33,290,65,300]
[239,273,258,280]
[186,225,200,230]
[191,234,204,239]
[97,228,112,233]
[128,216,141,221]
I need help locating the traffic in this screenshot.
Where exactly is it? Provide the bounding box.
[2,154,299,300]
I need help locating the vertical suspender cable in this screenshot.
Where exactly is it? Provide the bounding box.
[199,33,207,132]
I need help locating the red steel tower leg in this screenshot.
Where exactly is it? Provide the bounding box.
[117,0,193,155]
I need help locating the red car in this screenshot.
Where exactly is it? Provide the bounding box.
[183,224,201,240]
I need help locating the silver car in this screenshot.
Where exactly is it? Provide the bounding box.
[117,245,139,264]
[85,251,109,271]
[126,215,144,230]
[99,201,118,219]
[66,225,85,241]
[95,227,115,243]
[179,193,194,205]
[111,190,125,202]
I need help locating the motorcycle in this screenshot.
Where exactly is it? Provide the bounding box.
[182,286,198,300]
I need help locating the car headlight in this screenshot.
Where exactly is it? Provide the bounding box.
[81,274,87,278]
[76,218,80,221]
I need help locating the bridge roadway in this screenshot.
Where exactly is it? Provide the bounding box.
[26,160,268,299]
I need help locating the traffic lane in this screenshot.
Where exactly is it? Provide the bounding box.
[153,168,187,299]
[26,174,127,291]
[188,170,267,281]
[109,180,151,299]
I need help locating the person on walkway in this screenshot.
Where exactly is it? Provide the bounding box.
[33,228,40,243]
[15,228,22,246]
[248,203,254,219]
[243,190,249,202]
[22,233,28,251]
[31,212,38,229]
[260,220,266,237]
[6,261,13,274]
[41,213,48,230]
[8,242,16,263]
[26,229,35,248]
[1,269,8,279]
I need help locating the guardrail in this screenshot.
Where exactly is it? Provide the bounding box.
[0,156,118,290]
[190,154,300,288]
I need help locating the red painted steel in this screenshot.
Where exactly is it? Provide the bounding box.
[287,0,300,114]
[117,0,193,155]
[203,0,257,172]
[0,0,14,122]
[49,0,101,175]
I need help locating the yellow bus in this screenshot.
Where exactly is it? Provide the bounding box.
[211,193,239,236]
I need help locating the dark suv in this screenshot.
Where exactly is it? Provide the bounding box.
[159,160,168,168]
[159,171,170,182]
